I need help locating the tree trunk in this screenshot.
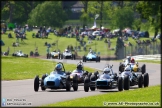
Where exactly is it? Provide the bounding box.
[9,3,13,23]
[100,1,103,29]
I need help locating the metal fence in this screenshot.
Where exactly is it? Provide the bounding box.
[124,39,161,57]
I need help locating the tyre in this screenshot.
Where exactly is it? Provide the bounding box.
[119,63,124,72]
[41,74,47,91]
[82,56,85,62]
[12,53,15,56]
[73,54,76,60]
[90,75,96,91]
[141,64,146,74]
[118,77,123,91]
[73,74,78,91]
[84,77,90,92]
[88,73,92,79]
[34,75,39,92]
[26,54,28,58]
[143,73,149,87]
[98,56,100,62]
[137,74,143,88]
[124,75,130,90]
[66,75,71,91]
[94,71,99,79]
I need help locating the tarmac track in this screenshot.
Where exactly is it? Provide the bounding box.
[2,59,161,106]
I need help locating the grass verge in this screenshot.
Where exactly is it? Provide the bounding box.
[43,85,161,107]
[1,56,96,80]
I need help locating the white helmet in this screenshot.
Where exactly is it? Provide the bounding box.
[125,66,131,71]
[103,68,110,74]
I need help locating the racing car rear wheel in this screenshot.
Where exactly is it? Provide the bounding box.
[83,56,86,62]
[41,74,47,91]
[84,77,90,92]
[141,64,146,74]
[118,77,123,91]
[73,54,76,60]
[34,75,39,92]
[66,75,71,91]
[137,75,143,88]
[143,73,149,87]
[12,53,15,56]
[73,74,78,91]
[124,75,130,90]
[98,57,100,62]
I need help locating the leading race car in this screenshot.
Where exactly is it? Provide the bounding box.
[119,56,146,74]
[118,64,149,91]
[34,62,78,92]
[12,50,28,57]
[67,61,99,83]
[82,50,100,62]
[62,49,76,60]
[83,64,120,92]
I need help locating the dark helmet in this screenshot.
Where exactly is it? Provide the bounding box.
[77,64,83,70]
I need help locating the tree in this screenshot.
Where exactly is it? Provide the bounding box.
[27,1,68,28]
[111,7,135,30]
[136,1,161,37]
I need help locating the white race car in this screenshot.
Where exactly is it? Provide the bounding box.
[50,50,60,59]
[62,49,75,60]
[12,50,28,57]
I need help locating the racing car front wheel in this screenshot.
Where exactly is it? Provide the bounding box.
[34,75,39,92]
[124,75,130,90]
[118,77,123,91]
[66,75,71,91]
[84,77,90,92]
[143,73,149,87]
[137,75,143,88]
[73,74,78,91]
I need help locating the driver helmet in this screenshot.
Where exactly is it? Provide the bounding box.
[125,66,131,71]
[103,68,110,74]
[131,58,135,63]
[127,56,131,62]
[55,63,62,71]
[77,64,83,70]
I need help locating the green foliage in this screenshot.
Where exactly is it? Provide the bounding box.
[111,7,135,30]
[27,1,67,28]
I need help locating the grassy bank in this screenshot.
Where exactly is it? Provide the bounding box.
[1,56,96,80]
[44,85,161,107]
[1,30,159,57]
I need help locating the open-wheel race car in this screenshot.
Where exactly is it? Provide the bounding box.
[62,49,76,60]
[12,50,28,57]
[34,62,78,92]
[82,50,100,62]
[118,64,149,91]
[83,64,121,92]
[66,61,99,84]
[50,50,60,59]
[119,56,146,74]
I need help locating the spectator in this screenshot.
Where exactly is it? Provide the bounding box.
[107,39,111,49]
[8,33,12,38]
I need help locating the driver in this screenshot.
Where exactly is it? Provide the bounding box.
[130,58,135,63]
[102,68,111,79]
[54,63,64,75]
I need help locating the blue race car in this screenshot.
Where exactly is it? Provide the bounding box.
[82,51,100,62]
[34,62,78,92]
[84,65,120,92]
